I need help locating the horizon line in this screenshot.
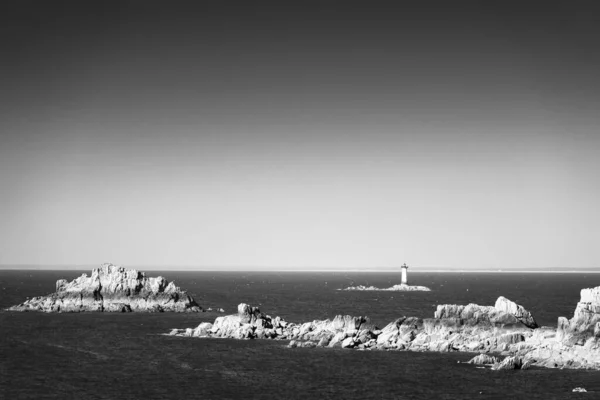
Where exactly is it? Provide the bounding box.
[0,265,598,274]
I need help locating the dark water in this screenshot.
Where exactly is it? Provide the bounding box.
[1,270,600,399]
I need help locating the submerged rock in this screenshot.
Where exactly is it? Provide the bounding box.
[8,263,202,313]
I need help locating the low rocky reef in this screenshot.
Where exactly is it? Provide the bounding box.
[168,287,600,370]
[8,263,202,313]
[340,284,431,292]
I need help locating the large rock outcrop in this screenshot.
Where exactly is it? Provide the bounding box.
[8,263,201,313]
[519,286,600,369]
[556,287,600,345]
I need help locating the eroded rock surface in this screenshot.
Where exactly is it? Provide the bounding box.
[8,263,201,313]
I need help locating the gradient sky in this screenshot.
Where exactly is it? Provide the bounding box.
[1,1,599,269]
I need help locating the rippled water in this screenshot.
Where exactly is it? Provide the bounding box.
[1,270,599,399]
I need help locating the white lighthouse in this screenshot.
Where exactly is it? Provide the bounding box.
[401,263,409,285]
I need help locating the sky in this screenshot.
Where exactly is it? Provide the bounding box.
[1,1,599,270]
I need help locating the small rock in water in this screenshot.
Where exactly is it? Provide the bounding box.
[572,387,587,393]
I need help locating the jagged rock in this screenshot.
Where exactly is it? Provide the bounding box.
[376,318,405,347]
[492,356,523,370]
[55,279,68,291]
[7,263,202,313]
[328,332,347,348]
[557,287,600,345]
[467,354,500,365]
[193,322,213,337]
[495,297,538,328]
[428,340,452,352]
[341,284,431,291]
[521,337,600,370]
[521,359,534,370]
[497,332,525,345]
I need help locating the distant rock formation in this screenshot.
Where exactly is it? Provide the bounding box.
[340,284,431,292]
[8,263,202,313]
[167,287,600,370]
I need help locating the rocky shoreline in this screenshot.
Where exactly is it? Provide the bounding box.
[168,287,600,371]
[7,263,202,313]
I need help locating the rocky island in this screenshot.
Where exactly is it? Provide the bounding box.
[168,286,600,370]
[8,263,202,313]
[340,263,431,291]
[340,284,431,291]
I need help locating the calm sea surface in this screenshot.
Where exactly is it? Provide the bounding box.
[1,270,599,399]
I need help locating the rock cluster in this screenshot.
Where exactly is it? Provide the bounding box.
[341,284,431,292]
[169,297,536,352]
[8,263,202,313]
[168,287,600,371]
[169,303,376,347]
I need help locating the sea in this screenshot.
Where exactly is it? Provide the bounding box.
[1,270,600,399]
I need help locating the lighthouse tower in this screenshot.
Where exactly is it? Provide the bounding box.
[401,263,409,285]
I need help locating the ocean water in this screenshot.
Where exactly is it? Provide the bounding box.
[1,270,600,399]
